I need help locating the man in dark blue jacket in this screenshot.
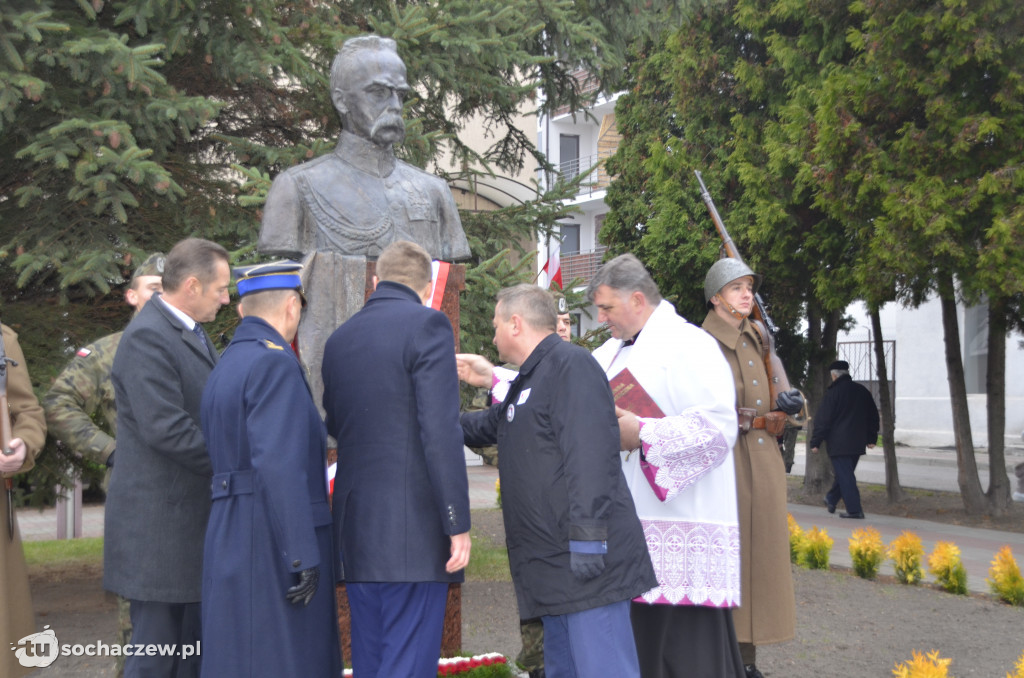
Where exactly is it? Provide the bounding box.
[461,284,656,678]
[322,240,471,678]
[810,360,880,519]
[200,262,341,677]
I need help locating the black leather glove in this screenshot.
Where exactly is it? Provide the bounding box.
[286,566,319,606]
[570,552,605,581]
[775,389,803,415]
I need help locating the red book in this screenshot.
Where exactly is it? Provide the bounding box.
[608,368,664,419]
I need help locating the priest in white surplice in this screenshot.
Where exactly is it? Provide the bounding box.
[586,254,745,678]
[454,255,745,678]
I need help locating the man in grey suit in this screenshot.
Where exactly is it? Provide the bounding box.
[105,238,230,678]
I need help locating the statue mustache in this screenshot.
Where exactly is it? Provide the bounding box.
[371,112,405,140]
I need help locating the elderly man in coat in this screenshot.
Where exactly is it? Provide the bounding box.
[701,258,802,678]
[461,283,656,678]
[810,360,880,519]
[105,238,230,678]
[199,262,341,677]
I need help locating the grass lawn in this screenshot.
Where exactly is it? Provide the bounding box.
[23,536,103,577]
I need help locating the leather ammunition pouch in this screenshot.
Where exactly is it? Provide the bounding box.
[738,408,787,437]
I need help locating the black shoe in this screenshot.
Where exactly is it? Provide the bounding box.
[823,497,836,514]
[840,511,865,519]
[745,664,765,678]
[528,669,545,678]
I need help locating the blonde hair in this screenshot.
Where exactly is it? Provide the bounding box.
[376,240,431,290]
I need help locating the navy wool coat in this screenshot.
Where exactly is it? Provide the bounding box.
[809,374,880,458]
[461,334,657,619]
[322,281,470,583]
[199,317,340,677]
[105,295,216,602]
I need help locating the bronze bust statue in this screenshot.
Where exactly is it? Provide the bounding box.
[259,35,470,408]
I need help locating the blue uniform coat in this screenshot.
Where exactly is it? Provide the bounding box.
[321,281,470,583]
[199,317,340,677]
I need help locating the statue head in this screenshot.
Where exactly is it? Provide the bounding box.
[330,36,410,148]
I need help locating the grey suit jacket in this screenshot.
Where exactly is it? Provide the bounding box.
[103,295,217,602]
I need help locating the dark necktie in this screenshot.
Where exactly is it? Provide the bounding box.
[192,324,209,351]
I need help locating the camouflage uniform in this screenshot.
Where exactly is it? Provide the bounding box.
[779,422,800,474]
[516,617,545,674]
[467,386,498,466]
[43,331,121,469]
[43,332,130,674]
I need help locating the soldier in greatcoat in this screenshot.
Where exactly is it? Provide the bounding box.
[199,262,341,677]
[1,323,47,678]
[701,258,801,678]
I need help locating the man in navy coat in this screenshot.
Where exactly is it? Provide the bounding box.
[810,360,881,519]
[322,240,471,678]
[106,238,230,678]
[199,262,341,677]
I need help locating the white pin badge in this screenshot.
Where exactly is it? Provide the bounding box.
[506,404,515,422]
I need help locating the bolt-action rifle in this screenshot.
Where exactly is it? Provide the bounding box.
[694,171,796,411]
[0,327,17,539]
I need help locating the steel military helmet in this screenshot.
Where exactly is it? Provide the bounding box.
[703,258,762,304]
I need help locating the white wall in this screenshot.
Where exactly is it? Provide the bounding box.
[838,299,1024,448]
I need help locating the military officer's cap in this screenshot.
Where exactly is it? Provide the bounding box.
[130,252,165,283]
[235,260,306,304]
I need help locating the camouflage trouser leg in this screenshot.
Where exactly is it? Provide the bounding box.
[116,595,132,678]
[781,425,800,472]
[516,617,545,672]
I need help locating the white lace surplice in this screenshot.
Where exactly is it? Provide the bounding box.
[635,410,740,606]
[593,300,741,608]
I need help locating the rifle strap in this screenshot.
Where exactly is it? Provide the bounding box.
[750,319,771,361]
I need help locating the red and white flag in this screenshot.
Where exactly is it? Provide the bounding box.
[541,240,562,289]
[429,260,451,309]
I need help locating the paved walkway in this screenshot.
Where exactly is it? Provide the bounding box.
[18,446,1024,596]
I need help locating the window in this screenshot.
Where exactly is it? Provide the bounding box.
[963,301,988,394]
[560,223,580,255]
[559,134,580,180]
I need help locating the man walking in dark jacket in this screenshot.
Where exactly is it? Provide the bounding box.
[461,284,656,678]
[810,360,880,519]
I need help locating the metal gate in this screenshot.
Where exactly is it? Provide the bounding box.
[837,340,895,419]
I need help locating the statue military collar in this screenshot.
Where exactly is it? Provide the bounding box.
[334,130,397,178]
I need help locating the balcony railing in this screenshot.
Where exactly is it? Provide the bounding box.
[552,69,601,117]
[557,152,614,197]
[560,246,607,287]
